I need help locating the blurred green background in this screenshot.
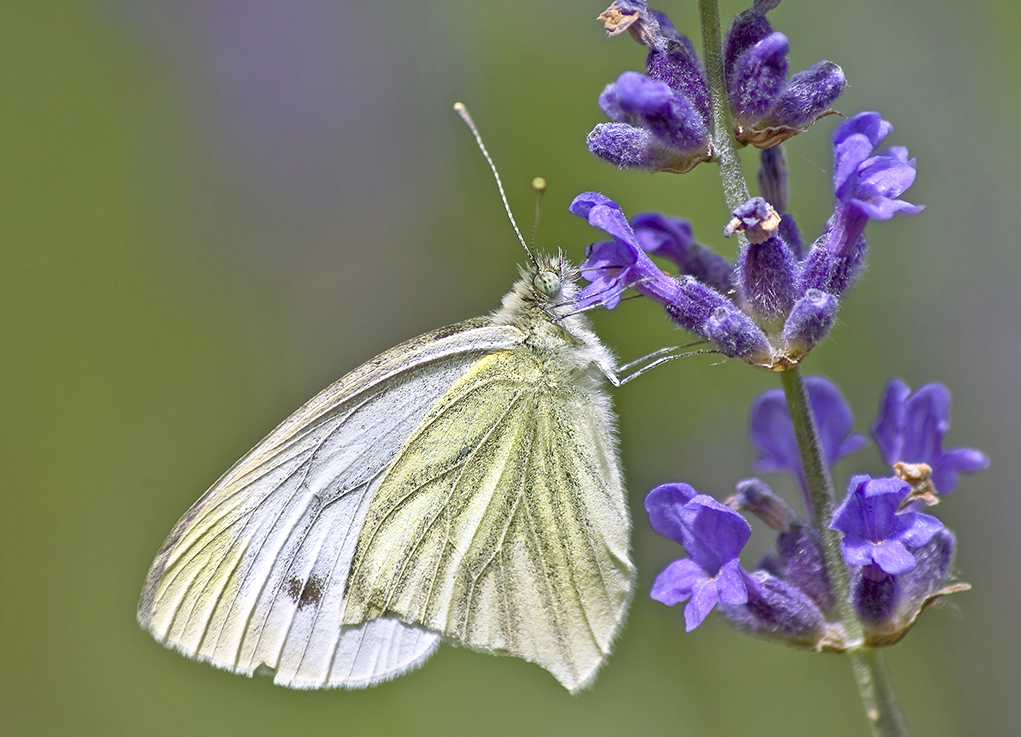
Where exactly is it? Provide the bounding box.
[2,1,1018,735]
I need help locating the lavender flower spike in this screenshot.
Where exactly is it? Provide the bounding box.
[871,379,990,494]
[647,483,752,631]
[831,475,945,575]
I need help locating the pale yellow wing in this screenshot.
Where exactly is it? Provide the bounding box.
[341,349,633,692]
[137,320,524,688]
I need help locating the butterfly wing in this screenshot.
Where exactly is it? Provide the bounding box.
[340,347,633,692]
[138,318,522,688]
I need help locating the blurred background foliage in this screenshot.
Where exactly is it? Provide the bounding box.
[2,1,1018,735]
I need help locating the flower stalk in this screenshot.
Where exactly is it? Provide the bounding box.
[782,367,907,737]
[579,1,983,735]
[697,0,750,211]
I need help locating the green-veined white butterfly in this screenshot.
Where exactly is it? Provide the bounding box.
[138,105,634,693]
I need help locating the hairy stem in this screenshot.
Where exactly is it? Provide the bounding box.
[851,649,911,737]
[697,0,751,211]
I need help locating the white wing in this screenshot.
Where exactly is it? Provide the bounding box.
[138,319,522,688]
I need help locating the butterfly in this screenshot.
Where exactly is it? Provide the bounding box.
[138,106,634,694]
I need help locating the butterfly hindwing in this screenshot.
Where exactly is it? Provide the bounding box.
[341,346,633,692]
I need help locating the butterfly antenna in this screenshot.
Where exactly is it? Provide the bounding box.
[530,177,546,252]
[454,102,537,267]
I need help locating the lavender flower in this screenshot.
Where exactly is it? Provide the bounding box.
[818,112,925,262]
[724,6,846,147]
[647,483,752,631]
[851,529,963,644]
[871,379,990,494]
[568,192,681,309]
[590,1,712,172]
[831,475,945,575]
[571,193,772,363]
[750,376,867,488]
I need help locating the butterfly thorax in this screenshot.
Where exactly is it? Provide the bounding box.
[490,252,616,386]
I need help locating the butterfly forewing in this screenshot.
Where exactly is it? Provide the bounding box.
[138,321,522,688]
[341,347,632,692]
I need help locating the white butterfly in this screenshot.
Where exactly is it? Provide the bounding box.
[139,106,635,693]
[137,252,633,693]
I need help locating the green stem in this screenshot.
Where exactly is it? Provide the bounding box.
[697,0,751,212]
[779,369,860,637]
[850,649,911,737]
[780,368,909,737]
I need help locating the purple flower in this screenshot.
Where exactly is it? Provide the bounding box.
[572,193,772,363]
[589,71,710,173]
[724,8,846,147]
[591,2,712,173]
[825,112,924,258]
[871,380,990,494]
[647,483,752,631]
[751,376,867,487]
[852,529,962,642]
[569,192,680,309]
[831,475,945,575]
[630,213,734,294]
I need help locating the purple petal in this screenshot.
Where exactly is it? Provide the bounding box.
[645,482,699,544]
[833,111,892,151]
[871,539,917,575]
[651,557,703,606]
[684,577,720,631]
[751,376,866,480]
[871,378,911,464]
[898,511,945,549]
[841,537,877,568]
[716,559,750,606]
[679,495,752,573]
[833,133,878,195]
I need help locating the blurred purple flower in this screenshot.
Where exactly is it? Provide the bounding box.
[751,376,867,485]
[871,380,989,494]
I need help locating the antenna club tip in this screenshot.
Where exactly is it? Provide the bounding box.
[453,102,466,112]
[532,177,547,192]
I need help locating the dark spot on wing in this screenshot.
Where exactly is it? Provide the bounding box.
[284,574,326,610]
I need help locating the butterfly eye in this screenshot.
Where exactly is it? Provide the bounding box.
[533,270,561,298]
